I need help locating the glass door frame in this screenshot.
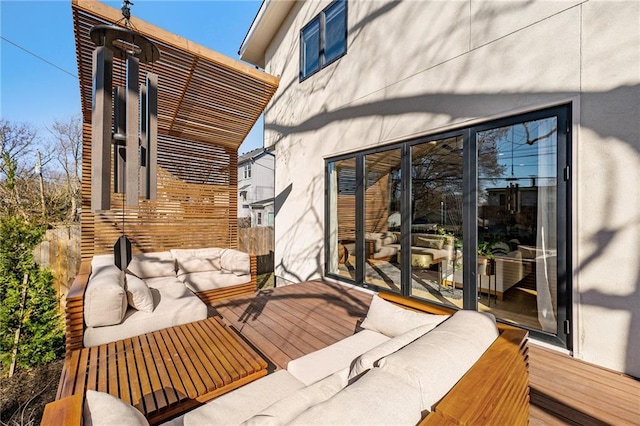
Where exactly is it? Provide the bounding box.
[324,104,572,349]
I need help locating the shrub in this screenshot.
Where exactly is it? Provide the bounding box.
[0,216,64,376]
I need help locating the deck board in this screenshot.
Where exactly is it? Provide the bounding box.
[212,280,640,425]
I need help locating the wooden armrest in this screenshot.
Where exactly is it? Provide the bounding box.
[65,260,91,355]
[420,328,529,425]
[41,393,83,426]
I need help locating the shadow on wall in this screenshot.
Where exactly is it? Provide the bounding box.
[267,84,640,377]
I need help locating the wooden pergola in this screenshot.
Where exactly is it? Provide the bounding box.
[72,0,279,258]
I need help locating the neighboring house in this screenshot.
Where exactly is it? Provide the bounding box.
[238,148,275,227]
[240,0,640,378]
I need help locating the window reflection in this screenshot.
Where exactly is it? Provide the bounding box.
[478,118,558,333]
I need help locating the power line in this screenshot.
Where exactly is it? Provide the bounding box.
[0,35,78,79]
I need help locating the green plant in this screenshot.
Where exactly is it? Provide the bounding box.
[0,215,64,377]
[477,240,495,259]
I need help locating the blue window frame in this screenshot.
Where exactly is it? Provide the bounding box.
[300,0,347,80]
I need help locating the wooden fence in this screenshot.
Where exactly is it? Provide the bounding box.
[33,225,82,311]
[238,227,274,274]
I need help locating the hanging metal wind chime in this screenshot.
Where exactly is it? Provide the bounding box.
[90,0,160,270]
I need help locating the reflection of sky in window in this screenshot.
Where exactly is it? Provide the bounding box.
[302,21,320,77]
[325,0,347,63]
[479,118,557,190]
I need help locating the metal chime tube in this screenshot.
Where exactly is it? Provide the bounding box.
[91,46,113,211]
[146,73,158,200]
[125,56,140,206]
[113,86,126,194]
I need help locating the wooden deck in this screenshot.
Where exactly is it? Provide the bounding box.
[212,280,640,426]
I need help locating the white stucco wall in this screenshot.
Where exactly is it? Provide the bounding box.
[262,0,640,376]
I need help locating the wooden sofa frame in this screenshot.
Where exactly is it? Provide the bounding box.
[64,255,257,355]
[50,290,528,425]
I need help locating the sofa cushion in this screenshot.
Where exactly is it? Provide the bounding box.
[84,390,149,426]
[378,310,499,411]
[171,248,224,275]
[348,319,448,380]
[126,251,175,279]
[176,256,221,275]
[220,249,251,276]
[84,264,127,328]
[361,295,448,337]
[243,369,348,425]
[125,274,154,313]
[287,329,390,386]
[416,236,444,249]
[84,280,207,347]
[183,370,305,426]
[180,270,251,293]
[288,368,422,426]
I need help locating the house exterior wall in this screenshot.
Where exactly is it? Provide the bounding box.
[238,152,275,226]
[261,0,640,377]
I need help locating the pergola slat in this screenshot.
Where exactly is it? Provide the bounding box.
[72,0,278,258]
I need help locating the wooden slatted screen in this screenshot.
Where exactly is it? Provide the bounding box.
[72,0,278,258]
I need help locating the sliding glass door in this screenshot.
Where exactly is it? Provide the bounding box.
[325,104,571,348]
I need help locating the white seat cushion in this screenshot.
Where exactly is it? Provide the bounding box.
[287,329,390,386]
[183,370,305,426]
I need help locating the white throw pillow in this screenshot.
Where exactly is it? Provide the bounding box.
[360,295,448,337]
[84,390,149,426]
[125,274,154,313]
[348,319,448,380]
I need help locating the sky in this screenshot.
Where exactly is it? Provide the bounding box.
[0,0,264,155]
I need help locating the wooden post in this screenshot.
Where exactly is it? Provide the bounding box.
[146,72,158,200]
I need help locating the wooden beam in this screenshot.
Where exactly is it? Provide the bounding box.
[72,0,279,87]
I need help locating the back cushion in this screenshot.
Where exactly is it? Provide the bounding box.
[361,295,448,337]
[85,262,127,327]
[378,311,499,411]
[126,251,175,279]
[243,369,348,425]
[171,248,223,276]
[288,368,421,426]
[348,319,448,380]
[220,249,250,276]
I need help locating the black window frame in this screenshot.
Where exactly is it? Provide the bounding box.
[300,0,348,81]
[324,104,572,350]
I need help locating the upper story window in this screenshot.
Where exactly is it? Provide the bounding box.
[300,0,347,81]
[243,163,252,179]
